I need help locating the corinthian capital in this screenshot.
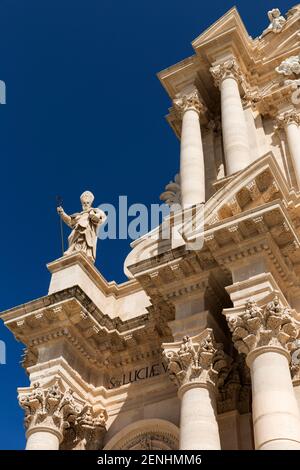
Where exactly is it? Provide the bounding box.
[162,330,228,391]
[62,405,107,450]
[173,88,205,117]
[18,379,107,449]
[18,380,80,435]
[275,110,300,128]
[225,297,299,356]
[210,58,244,88]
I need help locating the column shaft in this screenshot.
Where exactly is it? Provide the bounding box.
[285,121,300,189]
[249,349,300,450]
[179,385,221,450]
[26,428,61,450]
[225,296,300,451]
[220,76,250,175]
[180,108,205,208]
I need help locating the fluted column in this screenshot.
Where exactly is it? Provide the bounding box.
[225,297,300,450]
[163,329,227,449]
[18,379,107,450]
[173,88,206,208]
[276,110,300,189]
[210,59,250,175]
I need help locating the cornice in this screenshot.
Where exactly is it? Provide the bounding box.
[47,252,142,298]
[1,286,148,334]
[0,286,174,370]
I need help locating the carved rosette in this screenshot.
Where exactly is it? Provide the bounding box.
[173,89,205,117]
[226,297,299,357]
[210,59,244,88]
[162,330,228,392]
[18,380,107,449]
[275,110,300,128]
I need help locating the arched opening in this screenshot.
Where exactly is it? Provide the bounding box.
[104,418,179,450]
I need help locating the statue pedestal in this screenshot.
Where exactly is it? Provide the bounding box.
[47,253,111,311]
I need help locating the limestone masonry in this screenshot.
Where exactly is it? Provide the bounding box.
[3,5,300,450]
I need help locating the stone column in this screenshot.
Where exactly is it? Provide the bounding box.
[276,110,300,189]
[225,296,300,450]
[210,59,250,175]
[162,329,227,449]
[18,379,107,450]
[173,88,206,208]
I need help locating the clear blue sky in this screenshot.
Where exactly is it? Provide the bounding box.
[0,0,296,450]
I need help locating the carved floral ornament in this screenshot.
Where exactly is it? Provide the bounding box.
[18,379,107,450]
[173,88,206,117]
[226,296,299,357]
[275,110,300,128]
[210,59,244,88]
[162,331,229,390]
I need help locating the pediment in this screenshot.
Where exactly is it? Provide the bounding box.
[191,7,250,51]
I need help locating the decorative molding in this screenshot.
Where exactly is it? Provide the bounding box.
[104,419,179,450]
[115,431,177,450]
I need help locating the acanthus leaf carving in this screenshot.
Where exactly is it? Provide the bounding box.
[61,405,107,450]
[162,330,229,389]
[210,59,244,88]
[18,379,107,450]
[226,296,299,356]
[275,110,300,128]
[173,88,205,117]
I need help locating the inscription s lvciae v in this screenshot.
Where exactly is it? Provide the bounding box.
[108,362,168,389]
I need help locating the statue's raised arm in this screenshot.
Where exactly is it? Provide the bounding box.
[57,190,106,263]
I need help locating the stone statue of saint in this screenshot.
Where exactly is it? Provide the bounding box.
[259,8,286,39]
[57,191,106,263]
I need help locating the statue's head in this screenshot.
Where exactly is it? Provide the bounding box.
[80,190,95,210]
[270,8,281,19]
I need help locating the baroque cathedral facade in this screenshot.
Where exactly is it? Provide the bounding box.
[3,5,300,450]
